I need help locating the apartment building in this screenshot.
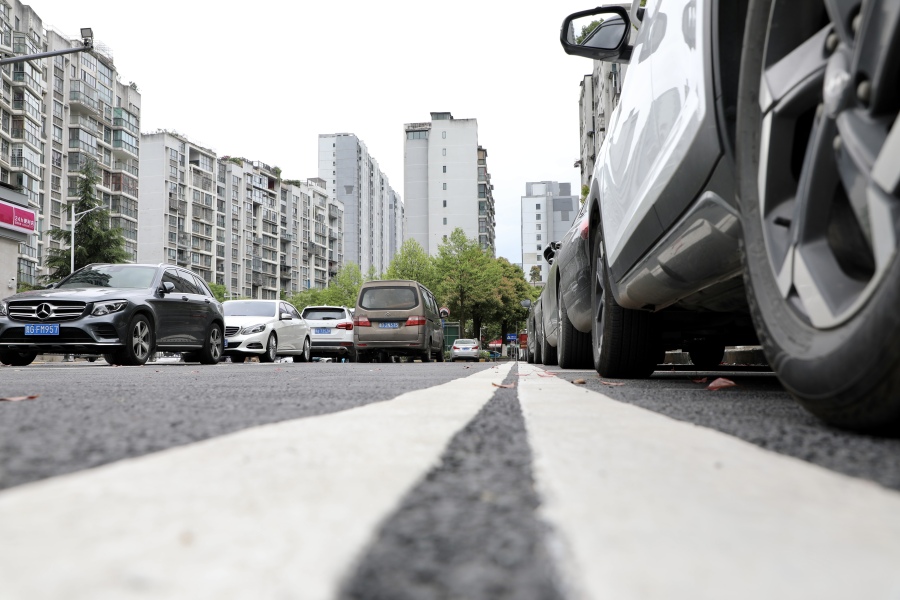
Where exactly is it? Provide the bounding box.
[138,131,344,299]
[0,1,142,287]
[521,181,578,285]
[403,112,495,255]
[317,133,402,275]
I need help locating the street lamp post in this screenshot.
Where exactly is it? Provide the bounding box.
[69,203,104,276]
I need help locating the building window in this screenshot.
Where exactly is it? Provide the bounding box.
[442,200,447,207]
[536,234,541,240]
[536,214,541,220]
[537,245,542,251]
[442,183,447,190]
[443,217,447,225]
[406,130,428,140]
[442,131,446,139]
[442,166,446,173]
[536,224,541,230]
[442,148,446,156]
[536,203,541,210]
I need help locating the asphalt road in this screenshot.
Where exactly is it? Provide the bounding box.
[1,359,899,599]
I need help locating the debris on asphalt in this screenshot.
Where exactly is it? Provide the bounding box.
[599,380,625,386]
[573,379,587,385]
[492,383,515,388]
[0,394,39,402]
[692,377,709,384]
[708,377,737,391]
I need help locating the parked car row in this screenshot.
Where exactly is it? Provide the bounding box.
[0,266,446,367]
[535,1,900,431]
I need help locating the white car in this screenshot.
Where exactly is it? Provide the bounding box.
[300,305,356,362]
[223,300,311,363]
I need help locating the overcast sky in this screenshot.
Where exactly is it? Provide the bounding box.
[33,0,598,264]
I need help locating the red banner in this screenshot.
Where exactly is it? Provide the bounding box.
[0,200,35,235]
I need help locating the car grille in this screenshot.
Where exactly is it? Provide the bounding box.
[225,326,240,337]
[7,300,87,322]
[0,327,96,344]
[91,324,120,339]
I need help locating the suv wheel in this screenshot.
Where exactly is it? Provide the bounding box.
[121,314,153,366]
[591,226,659,378]
[737,0,900,431]
[0,349,37,366]
[198,324,223,365]
[558,291,592,368]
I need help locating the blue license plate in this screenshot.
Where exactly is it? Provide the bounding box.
[25,324,59,335]
[314,328,331,335]
[379,322,399,329]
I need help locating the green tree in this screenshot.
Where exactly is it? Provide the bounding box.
[492,258,533,350]
[384,239,437,291]
[207,282,228,302]
[529,265,542,284]
[433,229,498,338]
[44,159,128,280]
[288,263,368,312]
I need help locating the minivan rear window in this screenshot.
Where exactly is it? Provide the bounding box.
[303,308,345,320]
[359,287,418,310]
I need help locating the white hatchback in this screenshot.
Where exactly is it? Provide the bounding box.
[223,300,311,363]
[301,305,356,362]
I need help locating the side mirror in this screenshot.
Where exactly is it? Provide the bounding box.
[543,244,558,264]
[560,6,631,62]
[160,281,175,295]
[281,312,293,320]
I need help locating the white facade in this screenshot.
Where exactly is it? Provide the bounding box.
[318,133,401,275]
[521,181,578,284]
[138,131,344,299]
[1,2,141,286]
[403,112,495,255]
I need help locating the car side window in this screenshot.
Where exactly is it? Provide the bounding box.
[163,269,190,294]
[289,304,302,319]
[191,274,212,297]
[176,270,200,294]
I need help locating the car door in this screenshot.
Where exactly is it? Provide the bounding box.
[188,272,218,342]
[277,301,301,351]
[154,268,195,346]
[174,269,209,345]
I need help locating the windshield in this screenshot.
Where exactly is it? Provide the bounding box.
[359,287,418,310]
[223,301,277,317]
[302,308,346,320]
[58,265,157,289]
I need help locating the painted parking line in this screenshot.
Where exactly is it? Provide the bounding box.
[0,362,513,600]
[517,363,900,600]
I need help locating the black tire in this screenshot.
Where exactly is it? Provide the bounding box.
[294,338,312,362]
[687,343,725,370]
[103,352,120,365]
[557,292,593,369]
[0,349,37,366]
[347,349,357,363]
[590,225,658,378]
[87,357,97,363]
[533,323,543,365]
[259,333,277,363]
[540,321,557,366]
[120,314,154,366]
[736,0,900,431]
[421,347,432,363]
[198,323,223,365]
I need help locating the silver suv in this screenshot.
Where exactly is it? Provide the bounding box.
[301,305,356,362]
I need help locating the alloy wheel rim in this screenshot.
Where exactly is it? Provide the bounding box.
[210,327,221,360]
[267,336,276,361]
[756,0,900,329]
[132,321,150,359]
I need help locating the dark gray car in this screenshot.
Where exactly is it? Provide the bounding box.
[0,263,224,366]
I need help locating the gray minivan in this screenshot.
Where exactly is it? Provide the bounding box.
[353,280,445,363]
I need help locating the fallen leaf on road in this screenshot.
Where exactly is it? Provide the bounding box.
[492,383,515,388]
[600,380,625,386]
[692,377,708,384]
[708,377,737,391]
[0,394,39,402]
[537,372,557,377]
[573,379,587,384]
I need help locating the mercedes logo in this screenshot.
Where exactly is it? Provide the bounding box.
[36,303,53,320]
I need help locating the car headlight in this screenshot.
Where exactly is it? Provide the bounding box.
[0,301,6,317]
[91,300,128,316]
[242,323,267,335]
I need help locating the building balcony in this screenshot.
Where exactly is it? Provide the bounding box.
[11,71,43,97]
[69,91,100,115]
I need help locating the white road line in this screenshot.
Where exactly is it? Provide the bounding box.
[518,363,900,600]
[0,363,512,600]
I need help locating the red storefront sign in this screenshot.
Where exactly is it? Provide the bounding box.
[0,200,36,235]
